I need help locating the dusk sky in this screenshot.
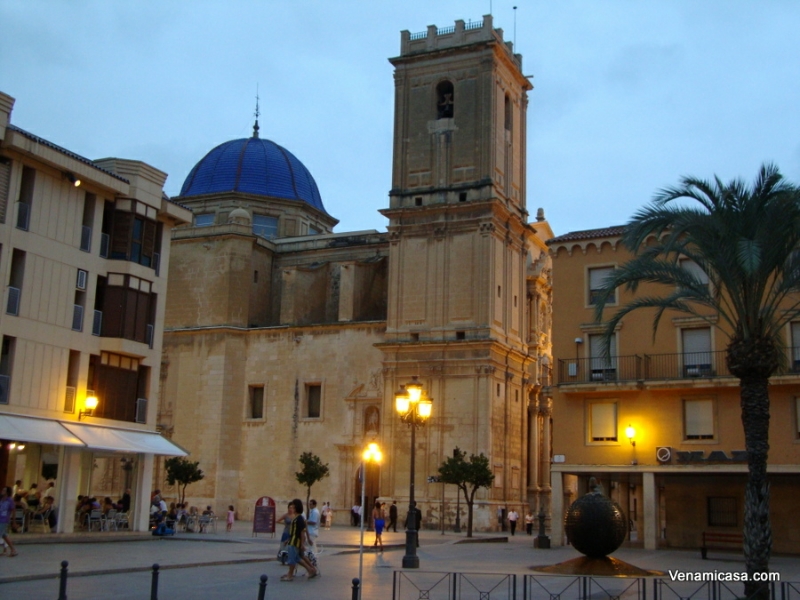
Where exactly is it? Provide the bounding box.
[2,1,798,237]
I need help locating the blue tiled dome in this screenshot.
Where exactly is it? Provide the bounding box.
[179,136,326,213]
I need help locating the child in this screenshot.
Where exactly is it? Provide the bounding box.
[226,505,235,532]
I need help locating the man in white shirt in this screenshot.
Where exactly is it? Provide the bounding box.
[507,509,519,536]
[307,499,320,552]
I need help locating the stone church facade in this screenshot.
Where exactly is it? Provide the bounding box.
[159,15,555,530]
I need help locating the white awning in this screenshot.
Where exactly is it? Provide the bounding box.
[0,413,187,456]
[0,414,85,447]
[61,422,187,456]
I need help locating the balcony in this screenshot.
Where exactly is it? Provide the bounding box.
[558,348,800,386]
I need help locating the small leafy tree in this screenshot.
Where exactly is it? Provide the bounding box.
[164,457,204,506]
[438,448,494,537]
[295,452,329,513]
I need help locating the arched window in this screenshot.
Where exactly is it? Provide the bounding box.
[436,81,454,119]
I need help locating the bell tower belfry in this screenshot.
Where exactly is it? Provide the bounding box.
[379,16,553,530]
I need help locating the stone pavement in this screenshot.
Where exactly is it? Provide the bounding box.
[1,522,798,599]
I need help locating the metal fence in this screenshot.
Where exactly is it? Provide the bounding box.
[395,572,795,600]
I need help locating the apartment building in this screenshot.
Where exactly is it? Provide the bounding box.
[547,226,800,553]
[0,91,192,532]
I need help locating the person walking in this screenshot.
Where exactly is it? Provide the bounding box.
[525,510,534,535]
[306,499,321,552]
[372,501,385,552]
[389,501,398,532]
[0,486,19,557]
[507,508,519,536]
[281,499,316,582]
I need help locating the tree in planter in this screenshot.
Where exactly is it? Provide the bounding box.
[164,457,204,506]
[595,164,800,600]
[295,452,329,514]
[438,448,494,537]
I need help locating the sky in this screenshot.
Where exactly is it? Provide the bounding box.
[2,1,799,237]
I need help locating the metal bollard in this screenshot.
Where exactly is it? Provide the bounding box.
[58,560,69,600]
[256,574,268,600]
[150,563,160,600]
[352,577,361,600]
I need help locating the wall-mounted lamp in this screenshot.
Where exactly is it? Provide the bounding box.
[626,424,638,466]
[64,172,82,187]
[79,396,99,420]
[625,424,636,447]
[574,337,583,344]
[7,442,25,451]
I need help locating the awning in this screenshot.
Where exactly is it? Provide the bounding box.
[0,414,85,447]
[61,422,187,456]
[0,413,187,456]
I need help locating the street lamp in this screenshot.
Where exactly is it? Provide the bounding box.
[358,442,382,599]
[395,376,433,569]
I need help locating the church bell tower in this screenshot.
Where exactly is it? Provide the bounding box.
[380,15,548,531]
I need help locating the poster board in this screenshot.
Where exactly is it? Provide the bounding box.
[252,496,276,537]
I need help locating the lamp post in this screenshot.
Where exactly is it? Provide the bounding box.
[358,442,382,600]
[395,376,432,569]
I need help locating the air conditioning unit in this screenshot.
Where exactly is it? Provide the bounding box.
[656,446,672,464]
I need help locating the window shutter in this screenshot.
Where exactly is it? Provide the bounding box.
[792,323,800,365]
[142,220,157,258]
[0,160,10,224]
[683,328,711,354]
[111,211,133,259]
[589,267,613,290]
[591,402,617,440]
[589,334,616,370]
[685,399,714,438]
[681,259,709,284]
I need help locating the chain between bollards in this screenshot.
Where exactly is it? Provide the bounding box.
[256,574,268,600]
[58,560,69,600]
[150,563,160,600]
[352,577,361,600]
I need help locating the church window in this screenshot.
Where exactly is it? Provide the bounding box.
[195,213,214,227]
[436,80,454,119]
[248,385,264,420]
[253,214,278,239]
[305,383,322,419]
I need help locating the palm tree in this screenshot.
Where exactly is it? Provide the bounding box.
[595,164,800,599]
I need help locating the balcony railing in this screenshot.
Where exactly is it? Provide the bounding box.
[557,348,800,385]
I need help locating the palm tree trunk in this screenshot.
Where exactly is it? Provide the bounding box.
[739,374,772,600]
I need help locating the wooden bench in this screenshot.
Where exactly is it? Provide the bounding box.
[701,531,743,559]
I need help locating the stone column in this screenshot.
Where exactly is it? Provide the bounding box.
[134,453,154,532]
[643,471,658,550]
[538,392,553,515]
[56,446,82,533]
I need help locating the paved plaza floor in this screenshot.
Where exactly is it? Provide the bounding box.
[1,522,797,599]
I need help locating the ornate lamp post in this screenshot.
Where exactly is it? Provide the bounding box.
[358,442,382,600]
[395,376,432,569]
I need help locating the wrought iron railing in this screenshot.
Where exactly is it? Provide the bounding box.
[558,347,800,384]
